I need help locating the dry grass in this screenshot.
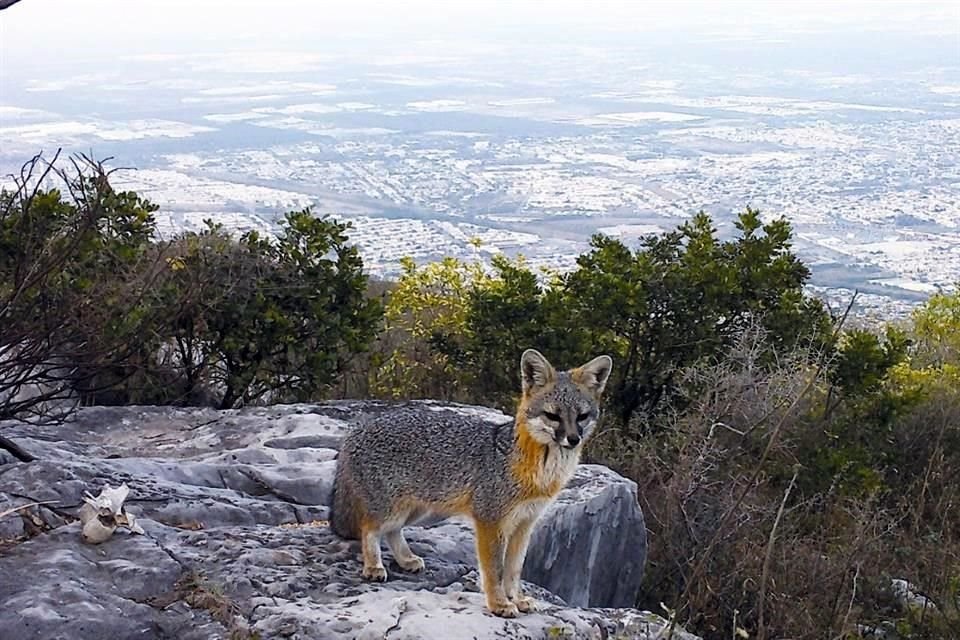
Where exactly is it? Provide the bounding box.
[588,332,960,640]
[278,519,329,529]
[175,572,260,640]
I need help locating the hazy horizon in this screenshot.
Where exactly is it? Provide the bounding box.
[2,1,957,67]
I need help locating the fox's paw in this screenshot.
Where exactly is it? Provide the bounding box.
[397,554,425,573]
[361,565,388,582]
[513,595,537,613]
[488,600,520,618]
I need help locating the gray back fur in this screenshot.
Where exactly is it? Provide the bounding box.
[331,402,522,536]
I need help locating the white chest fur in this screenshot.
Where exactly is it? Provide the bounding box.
[502,448,579,536]
[538,446,580,489]
[502,498,550,536]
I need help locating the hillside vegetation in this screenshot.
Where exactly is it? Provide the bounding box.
[2,154,957,639]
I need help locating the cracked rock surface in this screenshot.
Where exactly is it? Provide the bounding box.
[0,401,698,640]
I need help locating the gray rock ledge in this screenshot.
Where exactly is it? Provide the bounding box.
[0,401,698,640]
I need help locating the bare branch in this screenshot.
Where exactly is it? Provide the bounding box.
[757,466,799,640]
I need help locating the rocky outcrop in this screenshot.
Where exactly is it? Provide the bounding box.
[0,401,697,640]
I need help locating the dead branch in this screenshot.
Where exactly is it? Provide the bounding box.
[0,434,34,462]
[757,466,799,640]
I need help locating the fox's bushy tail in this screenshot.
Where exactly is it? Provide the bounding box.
[330,449,362,539]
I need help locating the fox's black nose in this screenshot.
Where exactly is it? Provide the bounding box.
[567,434,580,447]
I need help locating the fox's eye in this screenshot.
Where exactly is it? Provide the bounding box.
[543,411,561,422]
[577,412,591,422]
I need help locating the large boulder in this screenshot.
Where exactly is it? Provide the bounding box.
[0,401,695,640]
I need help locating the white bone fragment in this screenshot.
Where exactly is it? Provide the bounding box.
[78,483,143,544]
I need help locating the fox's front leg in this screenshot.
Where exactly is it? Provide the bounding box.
[474,520,518,617]
[504,517,537,613]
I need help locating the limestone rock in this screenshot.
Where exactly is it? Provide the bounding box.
[890,578,938,614]
[0,401,695,640]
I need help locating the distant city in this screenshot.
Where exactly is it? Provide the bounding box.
[2,5,958,321]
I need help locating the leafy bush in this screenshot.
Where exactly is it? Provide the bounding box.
[562,208,832,429]
[371,208,832,427]
[0,153,169,426]
[368,255,484,402]
[157,211,381,409]
[0,154,382,431]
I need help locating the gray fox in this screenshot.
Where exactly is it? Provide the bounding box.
[331,348,612,617]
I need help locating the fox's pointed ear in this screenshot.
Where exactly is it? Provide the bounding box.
[574,355,613,395]
[521,349,555,395]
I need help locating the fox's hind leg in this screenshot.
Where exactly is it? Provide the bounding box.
[360,520,387,581]
[385,528,425,573]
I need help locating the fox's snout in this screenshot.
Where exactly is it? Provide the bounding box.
[559,432,580,448]
[554,418,583,449]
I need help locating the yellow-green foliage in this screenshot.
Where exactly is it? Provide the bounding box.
[369,251,551,404]
[888,361,960,398]
[371,255,489,400]
[888,288,960,403]
[910,290,960,364]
